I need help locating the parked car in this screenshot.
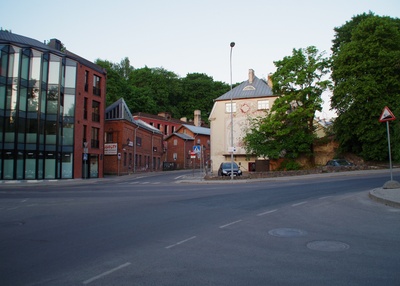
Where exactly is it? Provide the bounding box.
[326,159,354,167]
[218,162,242,176]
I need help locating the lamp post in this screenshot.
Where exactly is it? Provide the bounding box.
[230,42,235,180]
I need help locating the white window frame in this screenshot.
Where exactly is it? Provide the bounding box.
[225,102,237,113]
[258,100,269,110]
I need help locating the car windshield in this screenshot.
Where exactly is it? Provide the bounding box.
[336,159,350,165]
[222,163,238,168]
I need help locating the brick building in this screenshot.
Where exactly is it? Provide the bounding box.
[164,124,210,169]
[104,99,163,175]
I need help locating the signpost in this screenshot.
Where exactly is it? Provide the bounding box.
[379,106,396,181]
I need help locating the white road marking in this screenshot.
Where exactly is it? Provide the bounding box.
[165,236,197,249]
[257,209,278,216]
[83,262,131,285]
[319,196,333,200]
[175,175,184,179]
[219,220,243,229]
[141,182,150,184]
[292,201,307,207]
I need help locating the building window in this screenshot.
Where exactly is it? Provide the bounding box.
[172,126,175,133]
[83,97,88,119]
[106,132,113,143]
[91,127,99,148]
[225,102,236,113]
[84,70,89,92]
[93,75,101,96]
[136,137,142,146]
[92,100,100,122]
[258,100,269,110]
[164,125,168,135]
[174,139,177,146]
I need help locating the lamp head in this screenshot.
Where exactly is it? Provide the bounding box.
[230,42,235,48]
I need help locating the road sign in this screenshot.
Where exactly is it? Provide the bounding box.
[83,153,88,161]
[190,151,196,159]
[193,145,201,154]
[379,106,396,122]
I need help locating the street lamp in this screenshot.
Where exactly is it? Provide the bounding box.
[230,42,235,180]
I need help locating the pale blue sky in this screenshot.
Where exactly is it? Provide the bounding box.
[2,0,399,118]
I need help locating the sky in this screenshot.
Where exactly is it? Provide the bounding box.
[2,0,399,119]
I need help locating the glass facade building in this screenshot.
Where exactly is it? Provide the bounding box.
[0,31,105,180]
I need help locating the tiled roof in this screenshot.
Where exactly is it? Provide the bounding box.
[172,133,194,140]
[181,124,210,136]
[216,75,274,101]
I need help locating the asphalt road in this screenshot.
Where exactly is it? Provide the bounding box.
[1,170,399,285]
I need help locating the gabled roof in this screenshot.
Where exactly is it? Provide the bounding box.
[215,69,274,101]
[179,124,210,136]
[165,132,194,141]
[105,98,163,135]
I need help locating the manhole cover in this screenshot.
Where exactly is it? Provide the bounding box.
[307,240,350,252]
[268,228,308,237]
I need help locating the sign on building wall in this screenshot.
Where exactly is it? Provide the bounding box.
[104,143,118,155]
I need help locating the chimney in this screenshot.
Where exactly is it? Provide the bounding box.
[180,117,187,122]
[267,73,273,88]
[248,69,255,84]
[48,39,62,51]
[194,110,201,127]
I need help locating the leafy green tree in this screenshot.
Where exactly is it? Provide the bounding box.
[244,46,331,164]
[331,13,400,161]
[179,73,230,122]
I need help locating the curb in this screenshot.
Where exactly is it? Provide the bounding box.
[369,188,400,209]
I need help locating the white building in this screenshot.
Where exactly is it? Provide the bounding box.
[208,69,278,173]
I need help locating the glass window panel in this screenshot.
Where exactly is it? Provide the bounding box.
[48,58,60,84]
[0,85,5,109]
[65,65,76,88]
[26,117,38,144]
[19,87,27,111]
[62,123,74,145]
[16,151,23,179]
[1,49,7,77]
[10,50,19,78]
[45,152,56,179]
[62,153,73,178]
[45,121,57,145]
[47,85,58,114]
[41,60,48,84]
[64,94,74,116]
[37,152,44,179]
[17,116,25,143]
[4,151,14,179]
[25,152,36,179]
[21,55,29,80]
[4,116,15,142]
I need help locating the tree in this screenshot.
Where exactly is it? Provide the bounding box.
[179,73,230,122]
[244,46,331,164]
[330,13,400,161]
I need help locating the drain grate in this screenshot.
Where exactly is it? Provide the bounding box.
[268,228,308,238]
[307,240,350,252]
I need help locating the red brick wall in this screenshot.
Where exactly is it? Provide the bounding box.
[74,64,106,178]
[104,120,164,175]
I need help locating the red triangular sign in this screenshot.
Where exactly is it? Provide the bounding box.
[379,106,396,122]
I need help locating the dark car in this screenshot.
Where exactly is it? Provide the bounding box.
[218,162,242,176]
[326,159,354,167]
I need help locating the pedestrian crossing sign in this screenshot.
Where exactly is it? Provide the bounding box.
[193,145,201,154]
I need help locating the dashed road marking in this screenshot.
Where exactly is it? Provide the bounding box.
[165,236,197,249]
[219,220,243,229]
[292,201,307,207]
[257,209,278,216]
[83,262,131,285]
